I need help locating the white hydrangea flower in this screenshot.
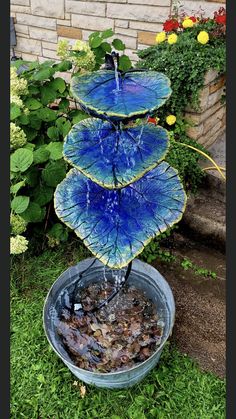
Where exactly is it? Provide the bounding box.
[10,67,28,97]
[72,40,96,71]
[57,39,70,60]
[11,94,23,108]
[10,67,29,114]
[10,67,28,113]
[57,39,96,72]
[10,122,27,150]
[10,214,28,235]
[10,235,29,255]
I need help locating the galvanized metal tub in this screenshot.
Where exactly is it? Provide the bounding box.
[43,258,175,389]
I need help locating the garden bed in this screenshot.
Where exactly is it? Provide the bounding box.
[154,232,226,378]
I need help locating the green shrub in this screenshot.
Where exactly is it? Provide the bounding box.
[57,28,132,73]
[10,31,133,255]
[88,29,132,71]
[10,59,90,253]
[140,226,177,263]
[166,129,207,194]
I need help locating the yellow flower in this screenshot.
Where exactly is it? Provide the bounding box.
[167,33,178,45]
[166,115,176,125]
[182,18,194,28]
[197,31,209,45]
[155,31,166,44]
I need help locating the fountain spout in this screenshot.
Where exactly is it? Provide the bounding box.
[104,51,120,70]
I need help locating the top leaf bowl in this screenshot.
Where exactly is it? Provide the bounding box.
[71,70,172,122]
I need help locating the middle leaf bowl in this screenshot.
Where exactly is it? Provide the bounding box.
[63,118,169,189]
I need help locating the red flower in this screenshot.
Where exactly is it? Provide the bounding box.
[189,16,197,22]
[214,7,226,25]
[163,19,179,32]
[215,14,226,25]
[147,117,157,125]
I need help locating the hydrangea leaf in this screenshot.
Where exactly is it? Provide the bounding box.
[64,118,169,189]
[71,70,172,121]
[55,162,186,269]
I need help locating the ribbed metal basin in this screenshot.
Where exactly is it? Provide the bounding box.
[43,258,175,389]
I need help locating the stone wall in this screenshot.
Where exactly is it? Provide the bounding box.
[11,0,225,64]
[185,70,226,148]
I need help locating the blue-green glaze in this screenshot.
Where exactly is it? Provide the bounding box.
[63,118,169,189]
[54,162,187,269]
[71,70,172,121]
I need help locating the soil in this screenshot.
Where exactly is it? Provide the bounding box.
[152,232,226,378]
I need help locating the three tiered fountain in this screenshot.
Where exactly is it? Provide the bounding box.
[44,55,187,388]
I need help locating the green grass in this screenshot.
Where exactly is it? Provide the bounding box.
[11,244,226,419]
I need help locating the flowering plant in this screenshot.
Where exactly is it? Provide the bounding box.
[137,7,226,114]
[57,40,96,73]
[10,31,133,255]
[137,7,225,193]
[155,7,226,46]
[57,29,132,74]
[10,59,79,254]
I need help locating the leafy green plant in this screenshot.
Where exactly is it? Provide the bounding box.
[57,29,132,73]
[88,28,132,71]
[181,257,194,270]
[166,131,207,194]
[180,257,217,279]
[10,60,89,253]
[140,226,177,263]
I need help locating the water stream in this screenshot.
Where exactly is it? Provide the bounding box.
[103,265,108,304]
[114,58,120,92]
[85,179,90,214]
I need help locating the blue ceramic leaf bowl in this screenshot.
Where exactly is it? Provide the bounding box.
[63,118,169,189]
[55,162,186,268]
[71,70,172,122]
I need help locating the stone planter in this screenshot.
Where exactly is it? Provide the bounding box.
[185,70,226,148]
